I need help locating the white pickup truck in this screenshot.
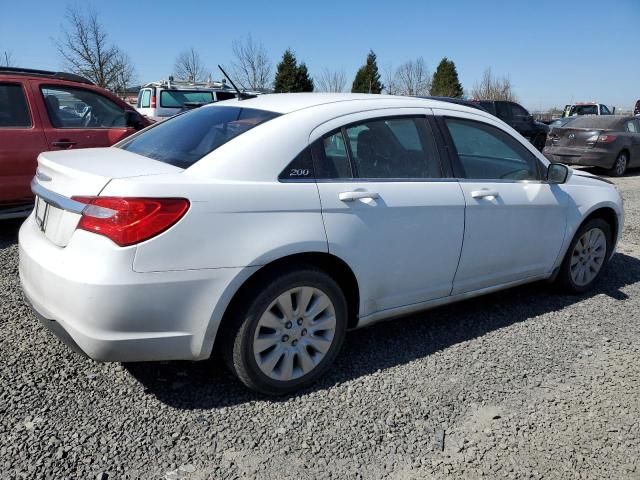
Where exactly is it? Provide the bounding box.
[562,102,615,118]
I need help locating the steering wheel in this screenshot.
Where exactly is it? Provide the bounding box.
[81,107,93,127]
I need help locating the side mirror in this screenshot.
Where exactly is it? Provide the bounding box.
[547,163,569,184]
[125,110,145,130]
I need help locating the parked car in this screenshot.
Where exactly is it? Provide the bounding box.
[544,115,640,176]
[473,100,549,151]
[136,78,238,121]
[634,99,640,116]
[562,103,614,118]
[0,67,150,219]
[20,94,624,395]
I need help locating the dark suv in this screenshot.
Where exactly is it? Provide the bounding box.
[0,67,149,218]
[475,100,549,151]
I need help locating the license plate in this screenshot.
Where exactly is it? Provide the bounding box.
[34,197,49,232]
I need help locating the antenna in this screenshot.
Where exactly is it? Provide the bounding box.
[218,65,257,100]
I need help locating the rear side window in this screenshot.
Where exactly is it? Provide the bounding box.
[313,130,353,179]
[0,83,31,127]
[41,86,126,128]
[118,106,280,168]
[215,91,237,101]
[160,90,214,108]
[626,120,639,133]
[445,117,540,181]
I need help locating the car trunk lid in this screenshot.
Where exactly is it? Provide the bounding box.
[549,127,611,148]
[32,148,183,247]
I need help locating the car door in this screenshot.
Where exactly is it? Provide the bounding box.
[624,119,640,166]
[312,110,466,318]
[31,82,134,150]
[434,110,569,295]
[0,80,48,205]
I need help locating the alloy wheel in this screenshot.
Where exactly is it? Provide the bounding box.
[615,154,628,176]
[570,227,607,287]
[253,286,337,381]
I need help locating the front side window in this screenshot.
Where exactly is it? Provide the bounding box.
[140,89,151,108]
[510,103,529,120]
[0,83,31,127]
[600,105,611,115]
[41,86,125,128]
[626,120,638,133]
[445,117,540,181]
[118,106,280,168]
[160,90,214,108]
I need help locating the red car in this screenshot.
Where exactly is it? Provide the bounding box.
[0,67,150,218]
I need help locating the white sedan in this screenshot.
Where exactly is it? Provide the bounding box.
[19,94,624,395]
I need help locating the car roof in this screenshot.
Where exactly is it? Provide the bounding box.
[207,92,485,115]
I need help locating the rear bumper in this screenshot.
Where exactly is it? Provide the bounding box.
[543,148,615,168]
[19,214,252,362]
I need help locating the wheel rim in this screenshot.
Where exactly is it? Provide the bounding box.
[253,286,336,382]
[616,155,627,175]
[570,228,607,287]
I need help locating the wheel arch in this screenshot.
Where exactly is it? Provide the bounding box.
[210,252,361,358]
[581,206,619,245]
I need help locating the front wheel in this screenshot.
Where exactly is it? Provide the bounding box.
[554,218,612,294]
[223,267,347,395]
[607,152,628,177]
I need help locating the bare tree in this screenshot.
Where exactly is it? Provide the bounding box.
[112,51,136,97]
[316,68,346,92]
[1,51,15,67]
[55,6,135,91]
[471,68,517,101]
[231,34,272,91]
[382,63,398,95]
[394,57,431,96]
[174,47,208,82]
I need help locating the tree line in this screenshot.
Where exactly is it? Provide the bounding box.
[8,5,516,101]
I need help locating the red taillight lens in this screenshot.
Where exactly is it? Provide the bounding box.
[150,95,156,108]
[597,134,617,143]
[71,197,190,247]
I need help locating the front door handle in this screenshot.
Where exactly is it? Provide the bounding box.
[338,191,380,202]
[52,140,77,148]
[471,189,500,199]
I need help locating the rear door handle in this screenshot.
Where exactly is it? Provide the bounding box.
[338,191,380,202]
[52,140,77,148]
[471,189,500,199]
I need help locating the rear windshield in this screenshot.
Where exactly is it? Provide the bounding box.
[118,106,280,168]
[563,116,621,129]
[160,90,214,108]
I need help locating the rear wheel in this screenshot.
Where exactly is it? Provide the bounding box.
[222,267,347,395]
[607,151,628,177]
[554,218,612,293]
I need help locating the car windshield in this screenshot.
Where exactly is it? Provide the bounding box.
[160,90,215,108]
[118,106,280,168]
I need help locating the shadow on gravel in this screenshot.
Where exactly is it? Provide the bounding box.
[0,219,23,248]
[126,251,640,409]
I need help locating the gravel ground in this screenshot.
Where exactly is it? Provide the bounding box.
[1,172,639,480]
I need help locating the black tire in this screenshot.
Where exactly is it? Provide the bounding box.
[221,267,347,395]
[607,151,628,177]
[532,133,547,152]
[554,218,612,294]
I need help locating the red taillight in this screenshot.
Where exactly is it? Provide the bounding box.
[71,197,190,247]
[597,134,617,143]
[151,95,156,108]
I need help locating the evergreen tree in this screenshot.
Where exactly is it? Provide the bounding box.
[273,49,314,93]
[351,50,383,94]
[430,57,464,98]
[295,62,314,92]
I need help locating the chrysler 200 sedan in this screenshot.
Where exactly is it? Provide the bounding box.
[19,94,624,395]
